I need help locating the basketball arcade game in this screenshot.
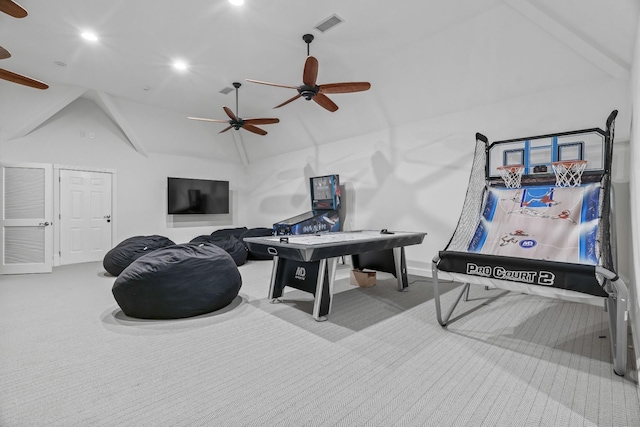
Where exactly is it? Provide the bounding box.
[432,110,629,375]
[273,174,341,235]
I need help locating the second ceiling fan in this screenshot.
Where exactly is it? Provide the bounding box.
[0,2,49,90]
[0,46,48,90]
[247,34,371,113]
[0,0,49,89]
[188,82,279,136]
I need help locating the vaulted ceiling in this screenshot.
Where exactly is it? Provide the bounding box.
[1,0,638,163]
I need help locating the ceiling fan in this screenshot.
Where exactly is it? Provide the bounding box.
[0,46,48,90]
[0,1,49,89]
[0,0,27,18]
[246,34,371,113]
[188,82,279,136]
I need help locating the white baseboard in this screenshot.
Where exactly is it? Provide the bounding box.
[407,265,432,278]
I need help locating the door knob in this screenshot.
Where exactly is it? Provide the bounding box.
[38,222,50,226]
[104,215,111,223]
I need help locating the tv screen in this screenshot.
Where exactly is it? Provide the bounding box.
[167,177,230,215]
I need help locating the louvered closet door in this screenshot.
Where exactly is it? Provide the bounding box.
[0,163,53,274]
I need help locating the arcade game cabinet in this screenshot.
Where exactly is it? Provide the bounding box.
[274,174,341,235]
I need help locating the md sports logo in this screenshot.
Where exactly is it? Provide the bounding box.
[519,239,537,248]
[295,266,306,281]
[466,262,555,286]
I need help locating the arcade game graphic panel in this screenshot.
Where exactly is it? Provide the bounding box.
[274,174,341,235]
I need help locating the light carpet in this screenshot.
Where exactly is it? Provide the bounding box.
[0,260,638,426]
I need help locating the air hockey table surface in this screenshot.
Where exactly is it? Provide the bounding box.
[243,230,426,262]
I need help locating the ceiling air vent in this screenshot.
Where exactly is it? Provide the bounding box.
[219,86,234,95]
[314,14,343,33]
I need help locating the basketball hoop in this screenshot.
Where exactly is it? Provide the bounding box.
[497,164,524,188]
[552,160,587,187]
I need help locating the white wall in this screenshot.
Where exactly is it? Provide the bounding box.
[1,78,631,276]
[0,97,248,245]
[629,16,640,371]
[244,77,632,275]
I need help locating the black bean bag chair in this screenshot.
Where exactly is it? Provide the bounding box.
[103,235,175,276]
[240,227,275,260]
[189,234,248,266]
[112,242,242,319]
[211,227,248,239]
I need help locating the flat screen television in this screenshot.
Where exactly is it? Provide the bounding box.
[167,177,230,215]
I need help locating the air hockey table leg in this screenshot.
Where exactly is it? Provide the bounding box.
[268,256,283,303]
[312,258,338,322]
[393,247,409,291]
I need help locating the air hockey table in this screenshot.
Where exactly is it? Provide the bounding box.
[243,230,427,321]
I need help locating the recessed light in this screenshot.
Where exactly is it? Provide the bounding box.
[172,60,188,71]
[229,0,244,5]
[81,31,98,42]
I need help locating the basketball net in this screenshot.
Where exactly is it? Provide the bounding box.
[552,160,587,187]
[497,165,524,188]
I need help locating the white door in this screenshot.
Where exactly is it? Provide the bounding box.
[0,163,53,274]
[59,170,112,265]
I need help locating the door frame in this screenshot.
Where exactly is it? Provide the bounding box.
[53,165,117,267]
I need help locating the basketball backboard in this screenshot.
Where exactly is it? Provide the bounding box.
[487,129,605,178]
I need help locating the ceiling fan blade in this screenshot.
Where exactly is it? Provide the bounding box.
[0,46,11,60]
[313,93,338,112]
[0,68,48,89]
[223,106,238,122]
[243,118,280,125]
[0,0,27,18]
[243,124,268,136]
[274,94,302,109]
[188,117,229,123]
[245,79,298,90]
[319,82,371,94]
[303,56,318,87]
[218,126,233,134]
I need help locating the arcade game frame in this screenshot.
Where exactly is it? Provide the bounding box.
[431,110,629,375]
[273,174,341,235]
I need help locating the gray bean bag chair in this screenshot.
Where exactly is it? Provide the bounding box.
[211,227,248,239]
[112,242,242,319]
[240,227,275,260]
[189,234,248,266]
[103,235,175,276]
